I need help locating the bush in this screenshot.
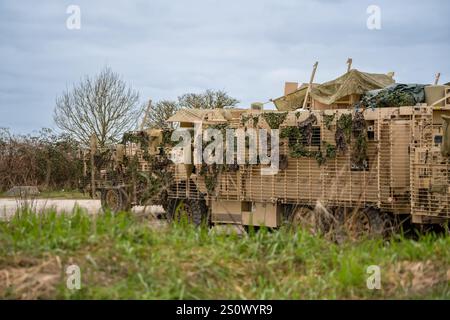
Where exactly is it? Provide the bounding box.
[0,128,83,192]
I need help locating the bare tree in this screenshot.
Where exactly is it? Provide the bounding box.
[145,100,179,129]
[178,89,239,109]
[145,90,239,129]
[54,67,142,147]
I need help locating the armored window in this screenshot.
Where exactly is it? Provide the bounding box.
[300,126,321,146]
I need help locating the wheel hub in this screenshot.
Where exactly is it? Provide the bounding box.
[291,206,317,233]
[345,209,371,238]
[174,200,193,223]
[105,189,120,211]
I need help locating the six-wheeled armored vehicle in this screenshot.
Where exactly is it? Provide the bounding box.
[81,69,450,238]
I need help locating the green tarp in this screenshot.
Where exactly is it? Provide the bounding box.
[273,69,395,111]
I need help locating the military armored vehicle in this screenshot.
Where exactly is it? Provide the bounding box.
[82,69,450,238]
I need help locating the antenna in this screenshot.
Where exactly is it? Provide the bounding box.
[434,73,441,85]
[140,99,152,130]
[346,58,353,72]
[302,61,318,109]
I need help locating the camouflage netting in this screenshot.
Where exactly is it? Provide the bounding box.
[280,113,337,166]
[360,83,426,109]
[350,111,368,170]
[89,129,177,206]
[279,110,369,168]
[273,69,395,111]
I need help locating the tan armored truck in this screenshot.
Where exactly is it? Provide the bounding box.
[82,69,450,238]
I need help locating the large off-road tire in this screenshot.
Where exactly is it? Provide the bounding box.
[334,207,385,241]
[165,198,209,227]
[380,212,397,238]
[288,205,332,234]
[289,206,317,233]
[164,198,178,220]
[100,188,130,213]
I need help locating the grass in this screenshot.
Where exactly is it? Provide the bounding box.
[36,190,90,199]
[0,209,448,299]
[0,190,90,199]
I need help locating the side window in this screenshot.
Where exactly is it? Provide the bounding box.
[300,126,321,146]
[311,127,321,146]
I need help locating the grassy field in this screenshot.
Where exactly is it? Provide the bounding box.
[0,209,448,299]
[36,190,91,199]
[0,190,90,199]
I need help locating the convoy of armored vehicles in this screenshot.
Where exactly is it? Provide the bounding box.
[81,68,450,238]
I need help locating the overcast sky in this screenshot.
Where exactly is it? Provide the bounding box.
[1,0,449,134]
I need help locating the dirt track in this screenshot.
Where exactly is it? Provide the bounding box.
[0,198,164,220]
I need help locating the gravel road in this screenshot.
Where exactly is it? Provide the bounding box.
[0,198,245,234]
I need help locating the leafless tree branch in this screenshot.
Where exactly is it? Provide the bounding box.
[53,67,142,147]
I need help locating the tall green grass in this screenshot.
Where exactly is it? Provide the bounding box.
[0,209,448,299]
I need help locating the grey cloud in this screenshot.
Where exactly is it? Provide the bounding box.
[0,0,449,133]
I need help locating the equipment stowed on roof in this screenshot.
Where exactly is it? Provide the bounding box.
[273,69,395,111]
